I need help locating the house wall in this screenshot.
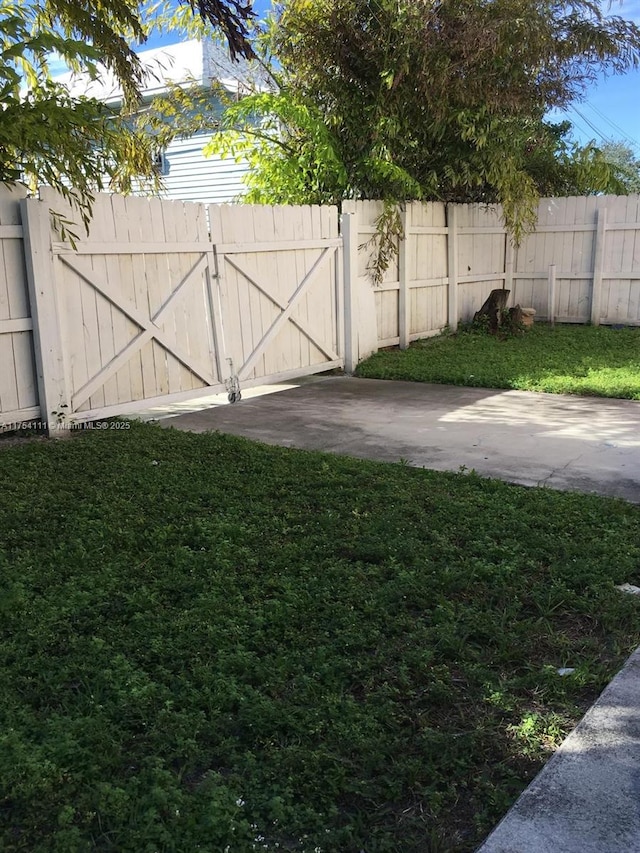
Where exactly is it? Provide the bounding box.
[161,132,248,204]
[51,38,255,206]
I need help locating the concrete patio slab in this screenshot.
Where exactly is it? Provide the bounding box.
[161,376,640,503]
[476,647,640,853]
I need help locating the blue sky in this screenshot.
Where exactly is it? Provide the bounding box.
[128,0,640,155]
[558,68,640,152]
[552,0,640,152]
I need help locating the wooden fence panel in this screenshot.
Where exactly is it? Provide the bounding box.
[511,195,640,326]
[408,201,448,338]
[350,193,640,347]
[601,195,640,324]
[350,200,449,346]
[456,204,507,321]
[0,185,39,429]
[568,196,596,322]
[350,201,400,347]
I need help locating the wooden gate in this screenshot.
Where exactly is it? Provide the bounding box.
[211,204,343,387]
[22,192,343,428]
[23,190,225,425]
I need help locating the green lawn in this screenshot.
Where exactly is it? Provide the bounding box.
[1,422,640,852]
[356,323,640,399]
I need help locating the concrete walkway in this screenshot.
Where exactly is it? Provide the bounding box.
[162,376,640,503]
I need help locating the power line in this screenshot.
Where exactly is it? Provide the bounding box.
[562,109,600,142]
[568,105,613,142]
[561,102,640,154]
[581,102,640,153]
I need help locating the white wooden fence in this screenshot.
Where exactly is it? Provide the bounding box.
[2,187,341,432]
[1,188,640,432]
[511,195,640,327]
[344,195,640,364]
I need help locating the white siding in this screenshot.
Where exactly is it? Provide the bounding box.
[160,133,249,204]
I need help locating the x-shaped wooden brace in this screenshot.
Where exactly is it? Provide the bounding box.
[60,253,217,409]
[223,245,340,380]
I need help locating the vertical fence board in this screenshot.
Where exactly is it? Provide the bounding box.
[172,200,197,391]
[106,195,134,404]
[89,195,119,408]
[342,209,357,372]
[0,185,40,425]
[590,207,607,326]
[625,196,640,322]
[273,205,298,371]
[21,196,67,431]
[398,206,409,349]
[157,196,187,393]
[111,194,140,401]
[300,206,317,366]
[447,205,459,330]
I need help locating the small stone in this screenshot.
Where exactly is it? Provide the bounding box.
[557,668,575,676]
[616,583,640,595]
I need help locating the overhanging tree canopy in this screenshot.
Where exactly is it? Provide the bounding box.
[208,0,640,242]
[0,0,256,224]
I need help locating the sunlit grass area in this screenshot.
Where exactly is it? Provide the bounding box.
[356,324,640,399]
[1,422,640,851]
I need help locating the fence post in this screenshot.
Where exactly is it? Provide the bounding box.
[398,204,410,349]
[334,226,344,365]
[590,207,607,326]
[548,264,557,326]
[447,204,459,331]
[504,234,514,298]
[20,198,68,436]
[341,208,358,373]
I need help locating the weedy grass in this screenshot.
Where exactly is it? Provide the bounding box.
[1,422,640,852]
[356,323,640,400]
